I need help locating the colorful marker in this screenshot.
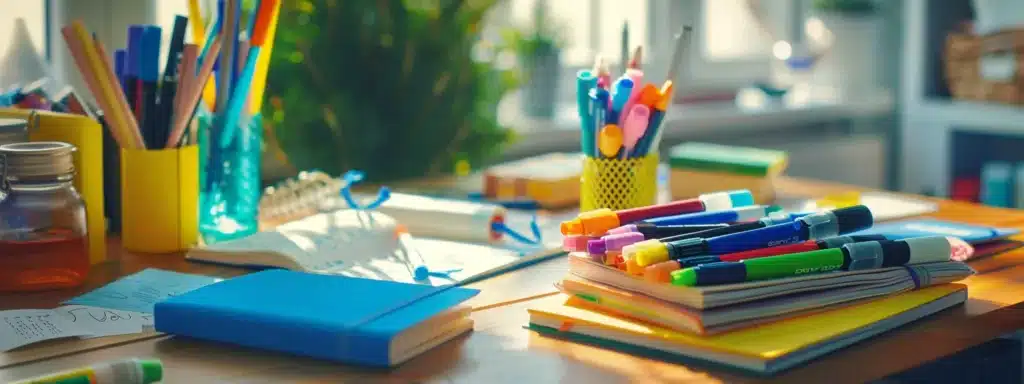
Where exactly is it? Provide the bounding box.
[608,77,634,123]
[643,205,779,226]
[607,223,731,237]
[563,235,595,252]
[593,224,728,253]
[632,205,873,267]
[622,211,813,262]
[643,234,887,282]
[670,236,954,286]
[560,190,754,236]
[10,358,163,384]
[577,70,597,156]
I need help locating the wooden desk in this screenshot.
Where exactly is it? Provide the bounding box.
[3,177,1024,383]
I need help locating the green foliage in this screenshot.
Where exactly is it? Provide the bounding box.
[811,0,877,15]
[264,0,520,181]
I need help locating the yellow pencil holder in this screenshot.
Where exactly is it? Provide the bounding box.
[120,146,200,253]
[580,155,659,212]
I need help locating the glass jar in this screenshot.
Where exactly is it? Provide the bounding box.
[0,118,27,146]
[0,142,89,292]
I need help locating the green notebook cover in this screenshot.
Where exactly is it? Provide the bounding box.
[668,142,787,177]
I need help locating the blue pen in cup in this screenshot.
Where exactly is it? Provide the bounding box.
[590,88,610,157]
[608,77,633,124]
[577,70,597,156]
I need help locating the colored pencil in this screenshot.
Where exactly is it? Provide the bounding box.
[217,0,278,148]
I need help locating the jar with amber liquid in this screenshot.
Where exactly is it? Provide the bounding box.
[0,142,88,291]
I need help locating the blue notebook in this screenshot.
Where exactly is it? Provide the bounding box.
[154,270,479,366]
[850,219,1019,244]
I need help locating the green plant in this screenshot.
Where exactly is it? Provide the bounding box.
[812,0,878,15]
[264,0,520,181]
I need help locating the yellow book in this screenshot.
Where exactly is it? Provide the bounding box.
[0,109,107,265]
[528,284,967,374]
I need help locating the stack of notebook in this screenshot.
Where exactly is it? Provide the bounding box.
[532,192,989,374]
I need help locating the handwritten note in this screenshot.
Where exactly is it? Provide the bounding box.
[65,268,221,313]
[0,309,91,351]
[54,305,145,338]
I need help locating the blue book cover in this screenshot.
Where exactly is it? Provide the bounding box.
[154,270,479,366]
[850,219,1019,244]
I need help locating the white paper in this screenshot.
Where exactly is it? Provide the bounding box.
[54,305,145,338]
[0,309,91,352]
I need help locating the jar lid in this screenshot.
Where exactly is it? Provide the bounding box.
[0,141,76,179]
[0,118,26,133]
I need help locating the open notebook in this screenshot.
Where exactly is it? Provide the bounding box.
[187,208,564,286]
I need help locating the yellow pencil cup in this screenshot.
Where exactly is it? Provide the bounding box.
[580,155,659,212]
[120,146,200,253]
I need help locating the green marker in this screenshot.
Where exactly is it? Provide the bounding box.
[670,236,953,286]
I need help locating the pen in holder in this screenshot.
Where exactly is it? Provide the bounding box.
[580,154,658,212]
[121,145,200,253]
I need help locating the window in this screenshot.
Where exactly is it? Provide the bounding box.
[0,1,48,86]
[497,0,797,96]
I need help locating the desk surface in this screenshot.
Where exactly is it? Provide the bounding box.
[3,177,1024,383]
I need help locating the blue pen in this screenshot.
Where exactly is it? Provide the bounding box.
[672,234,889,268]
[577,70,596,156]
[633,205,874,267]
[644,205,778,226]
[114,49,126,90]
[140,26,163,149]
[590,88,610,155]
[608,77,633,124]
[125,26,144,119]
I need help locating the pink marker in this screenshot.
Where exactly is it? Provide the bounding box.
[621,104,650,157]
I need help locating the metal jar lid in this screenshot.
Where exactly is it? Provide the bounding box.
[0,118,27,144]
[0,141,76,182]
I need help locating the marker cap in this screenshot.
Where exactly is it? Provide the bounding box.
[603,232,645,251]
[607,224,639,235]
[903,236,953,264]
[833,205,874,234]
[562,235,592,252]
[699,190,755,212]
[587,239,607,255]
[138,359,163,383]
[843,241,885,270]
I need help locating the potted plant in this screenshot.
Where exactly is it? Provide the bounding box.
[263,0,520,182]
[503,0,567,118]
[810,0,883,96]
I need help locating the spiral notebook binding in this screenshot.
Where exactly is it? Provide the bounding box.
[259,170,344,221]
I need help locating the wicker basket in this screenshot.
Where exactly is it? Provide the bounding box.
[944,24,1024,104]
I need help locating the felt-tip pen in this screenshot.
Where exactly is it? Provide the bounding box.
[643,205,779,226]
[10,358,163,384]
[643,234,887,282]
[670,236,954,286]
[622,211,814,264]
[590,224,729,254]
[632,205,873,267]
[560,190,754,236]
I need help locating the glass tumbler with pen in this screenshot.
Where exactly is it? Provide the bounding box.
[578,26,693,212]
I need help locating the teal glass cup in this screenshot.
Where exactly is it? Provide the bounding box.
[198,109,263,243]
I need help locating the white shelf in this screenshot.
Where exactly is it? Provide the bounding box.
[911,100,1024,136]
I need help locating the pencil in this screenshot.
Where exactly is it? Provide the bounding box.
[168,38,220,146]
[665,26,693,87]
[166,44,198,148]
[217,0,238,111]
[188,0,206,46]
[90,31,145,149]
[248,0,280,113]
[61,32,120,141]
[217,0,279,149]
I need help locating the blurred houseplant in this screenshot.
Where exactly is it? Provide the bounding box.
[503,0,566,118]
[263,0,520,182]
[809,0,882,97]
